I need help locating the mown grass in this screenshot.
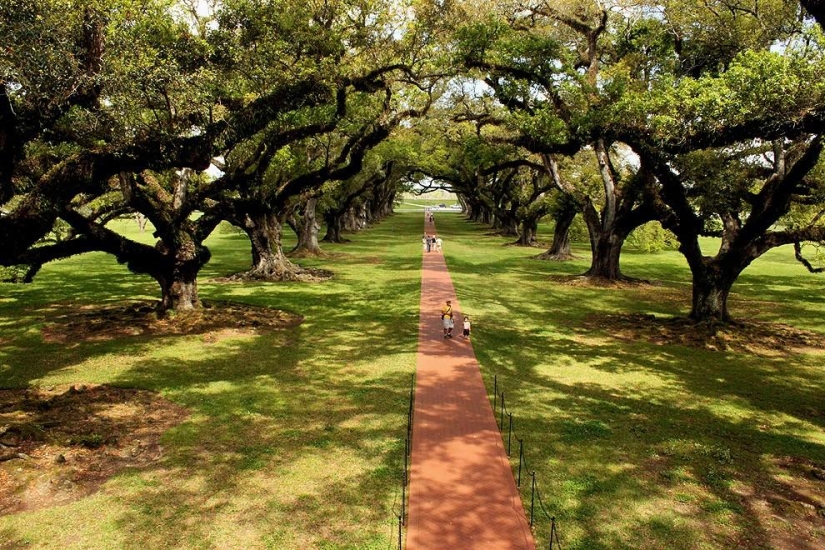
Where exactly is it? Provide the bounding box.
[0,217,422,549]
[436,214,825,550]
[1,210,823,549]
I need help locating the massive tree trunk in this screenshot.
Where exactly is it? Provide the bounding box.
[679,237,750,323]
[158,266,200,312]
[159,233,205,311]
[343,204,367,231]
[642,137,825,322]
[541,145,648,279]
[497,215,519,237]
[291,198,323,256]
[579,199,630,279]
[380,189,396,217]
[538,203,576,260]
[235,211,302,280]
[465,204,479,222]
[515,219,538,246]
[690,266,736,322]
[584,229,628,279]
[322,209,347,243]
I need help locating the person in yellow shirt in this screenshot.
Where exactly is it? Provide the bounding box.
[440,300,454,338]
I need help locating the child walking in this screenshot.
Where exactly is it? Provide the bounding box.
[462,316,471,339]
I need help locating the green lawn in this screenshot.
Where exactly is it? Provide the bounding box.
[436,214,825,550]
[0,217,422,549]
[1,211,823,549]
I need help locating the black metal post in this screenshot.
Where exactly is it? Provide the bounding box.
[398,514,403,550]
[507,413,513,457]
[401,470,407,525]
[530,471,536,527]
[408,389,413,418]
[549,516,558,550]
[493,374,497,411]
[517,439,524,487]
[499,393,505,432]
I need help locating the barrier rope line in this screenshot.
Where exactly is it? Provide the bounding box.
[392,372,416,550]
[491,374,563,550]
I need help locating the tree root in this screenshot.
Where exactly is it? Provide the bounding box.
[578,274,653,286]
[535,251,578,261]
[223,265,333,283]
[0,453,28,462]
[288,248,329,259]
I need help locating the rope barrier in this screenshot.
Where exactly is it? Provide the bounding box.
[393,370,561,548]
[490,374,563,550]
[392,372,416,549]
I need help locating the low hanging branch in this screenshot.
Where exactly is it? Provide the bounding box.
[794,241,825,273]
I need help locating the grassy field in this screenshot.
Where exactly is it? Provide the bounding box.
[436,214,825,550]
[1,211,823,549]
[0,217,423,549]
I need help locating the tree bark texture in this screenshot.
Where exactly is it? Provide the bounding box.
[322,210,347,243]
[539,205,576,260]
[292,198,323,256]
[580,200,628,279]
[155,233,206,311]
[238,211,301,280]
[515,219,538,246]
[690,268,735,322]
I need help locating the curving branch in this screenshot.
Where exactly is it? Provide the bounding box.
[794,241,825,273]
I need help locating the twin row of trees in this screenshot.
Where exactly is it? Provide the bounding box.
[0,0,450,310]
[2,0,824,323]
[421,0,825,321]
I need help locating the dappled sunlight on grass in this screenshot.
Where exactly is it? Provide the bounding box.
[0,214,421,548]
[1,211,822,548]
[435,214,825,549]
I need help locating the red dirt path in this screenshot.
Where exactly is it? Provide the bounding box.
[406,216,536,549]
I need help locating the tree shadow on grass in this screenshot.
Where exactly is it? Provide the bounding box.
[476,325,825,549]
[0,313,417,547]
[103,357,415,549]
[0,217,425,547]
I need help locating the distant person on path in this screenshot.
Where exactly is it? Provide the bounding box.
[441,300,454,338]
[462,316,471,339]
[429,213,434,224]
[435,236,443,252]
[422,234,428,253]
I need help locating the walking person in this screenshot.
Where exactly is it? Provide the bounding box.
[441,300,454,338]
[462,316,471,339]
[435,236,443,252]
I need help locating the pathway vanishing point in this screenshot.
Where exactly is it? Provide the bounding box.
[406,214,536,549]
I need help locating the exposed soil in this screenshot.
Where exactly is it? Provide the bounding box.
[547,273,657,288]
[1,300,301,516]
[549,273,825,354]
[217,266,334,283]
[0,384,189,515]
[41,299,303,344]
[582,313,825,355]
[755,456,825,550]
